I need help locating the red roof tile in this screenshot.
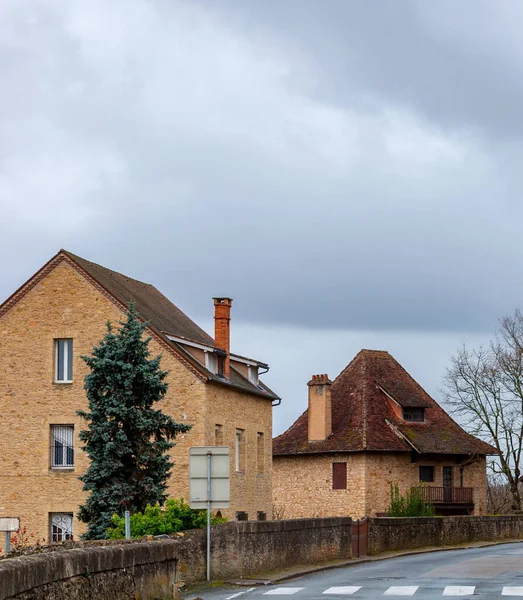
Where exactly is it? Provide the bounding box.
[273,349,497,456]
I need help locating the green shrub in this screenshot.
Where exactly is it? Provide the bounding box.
[388,483,435,517]
[106,498,227,539]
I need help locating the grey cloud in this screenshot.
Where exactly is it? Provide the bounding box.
[2,0,523,341]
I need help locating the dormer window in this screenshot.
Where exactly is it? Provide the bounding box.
[205,351,218,374]
[403,407,424,422]
[248,365,259,386]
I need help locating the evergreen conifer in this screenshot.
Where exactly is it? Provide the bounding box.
[77,304,191,539]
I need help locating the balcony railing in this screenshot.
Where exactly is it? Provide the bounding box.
[416,486,474,504]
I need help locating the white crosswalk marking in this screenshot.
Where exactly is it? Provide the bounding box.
[443,587,475,596]
[503,588,523,596]
[263,589,304,596]
[323,587,362,595]
[384,586,419,596]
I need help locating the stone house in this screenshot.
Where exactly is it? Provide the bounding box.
[273,349,496,519]
[0,250,280,545]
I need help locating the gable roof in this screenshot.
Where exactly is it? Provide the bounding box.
[1,249,279,401]
[273,349,496,456]
[63,251,215,347]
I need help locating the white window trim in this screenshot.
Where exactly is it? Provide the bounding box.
[248,365,259,386]
[50,513,73,542]
[205,351,218,374]
[55,339,73,383]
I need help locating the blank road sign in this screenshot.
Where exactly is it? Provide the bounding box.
[189,446,230,509]
[0,518,19,532]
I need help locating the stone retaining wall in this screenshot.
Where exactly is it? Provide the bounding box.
[0,518,352,600]
[368,515,523,555]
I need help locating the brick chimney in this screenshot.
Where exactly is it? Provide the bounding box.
[308,374,332,442]
[213,298,233,378]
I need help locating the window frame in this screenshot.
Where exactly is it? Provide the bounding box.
[248,366,259,386]
[55,339,73,383]
[419,465,434,483]
[215,424,224,446]
[256,432,265,474]
[235,428,245,473]
[50,425,75,470]
[50,513,74,542]
[402,407,425,422]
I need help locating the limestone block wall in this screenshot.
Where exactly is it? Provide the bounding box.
[0,258,272,550]
[368,514,523,555]
[273,451,488,519]
[272,453,367,519]
[206,385,273,520]
[0,518,352,599]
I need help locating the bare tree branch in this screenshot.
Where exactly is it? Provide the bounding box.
[443,310,523,512]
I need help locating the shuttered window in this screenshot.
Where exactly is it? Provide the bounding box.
[332,462,347,489]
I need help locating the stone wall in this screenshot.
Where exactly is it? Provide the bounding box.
[368,515,523,555]
[273,452,488,520]
[0,257,273,549]
[272,453,367,519]
[0,518,352,600]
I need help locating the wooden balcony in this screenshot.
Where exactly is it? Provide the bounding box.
[417,486,474,504]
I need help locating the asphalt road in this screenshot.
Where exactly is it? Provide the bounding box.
[200,542,523,600]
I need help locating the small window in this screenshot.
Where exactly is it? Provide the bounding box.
[55,339,73,383]
[419,465,434,482]
[205,352,218,374]
[332,462,347,489]
[403,407,424,422]
[235,429,245,472]
[217,355,225,377]
[257,432,264,473]
[50,513,73,542]
[50,425,74,468]
[215,424,224,446]
[248,366,259,386]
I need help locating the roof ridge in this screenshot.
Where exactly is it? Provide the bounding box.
[385,352,438,405]
[61,250,154,288]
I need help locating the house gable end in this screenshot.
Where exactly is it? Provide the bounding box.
[0,251,208,382]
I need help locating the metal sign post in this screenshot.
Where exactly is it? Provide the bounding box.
[189,447,230,581]
[0,518,20,554]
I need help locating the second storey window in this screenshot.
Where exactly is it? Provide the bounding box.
[257,432,265,474]
[55,339,73,383]
[215,424,224,446]
[236,429,246,472]
[51,425,74,468]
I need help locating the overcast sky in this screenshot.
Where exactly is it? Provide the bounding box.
[1,0,521,434]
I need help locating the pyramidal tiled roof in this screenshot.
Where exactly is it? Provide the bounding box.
[273,349,497,456]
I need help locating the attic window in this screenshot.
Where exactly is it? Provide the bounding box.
[403,407,424,422]
[248,366,259,386]
[205,351,218,374]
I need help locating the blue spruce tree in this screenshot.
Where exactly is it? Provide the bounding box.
[77,303,191,539]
